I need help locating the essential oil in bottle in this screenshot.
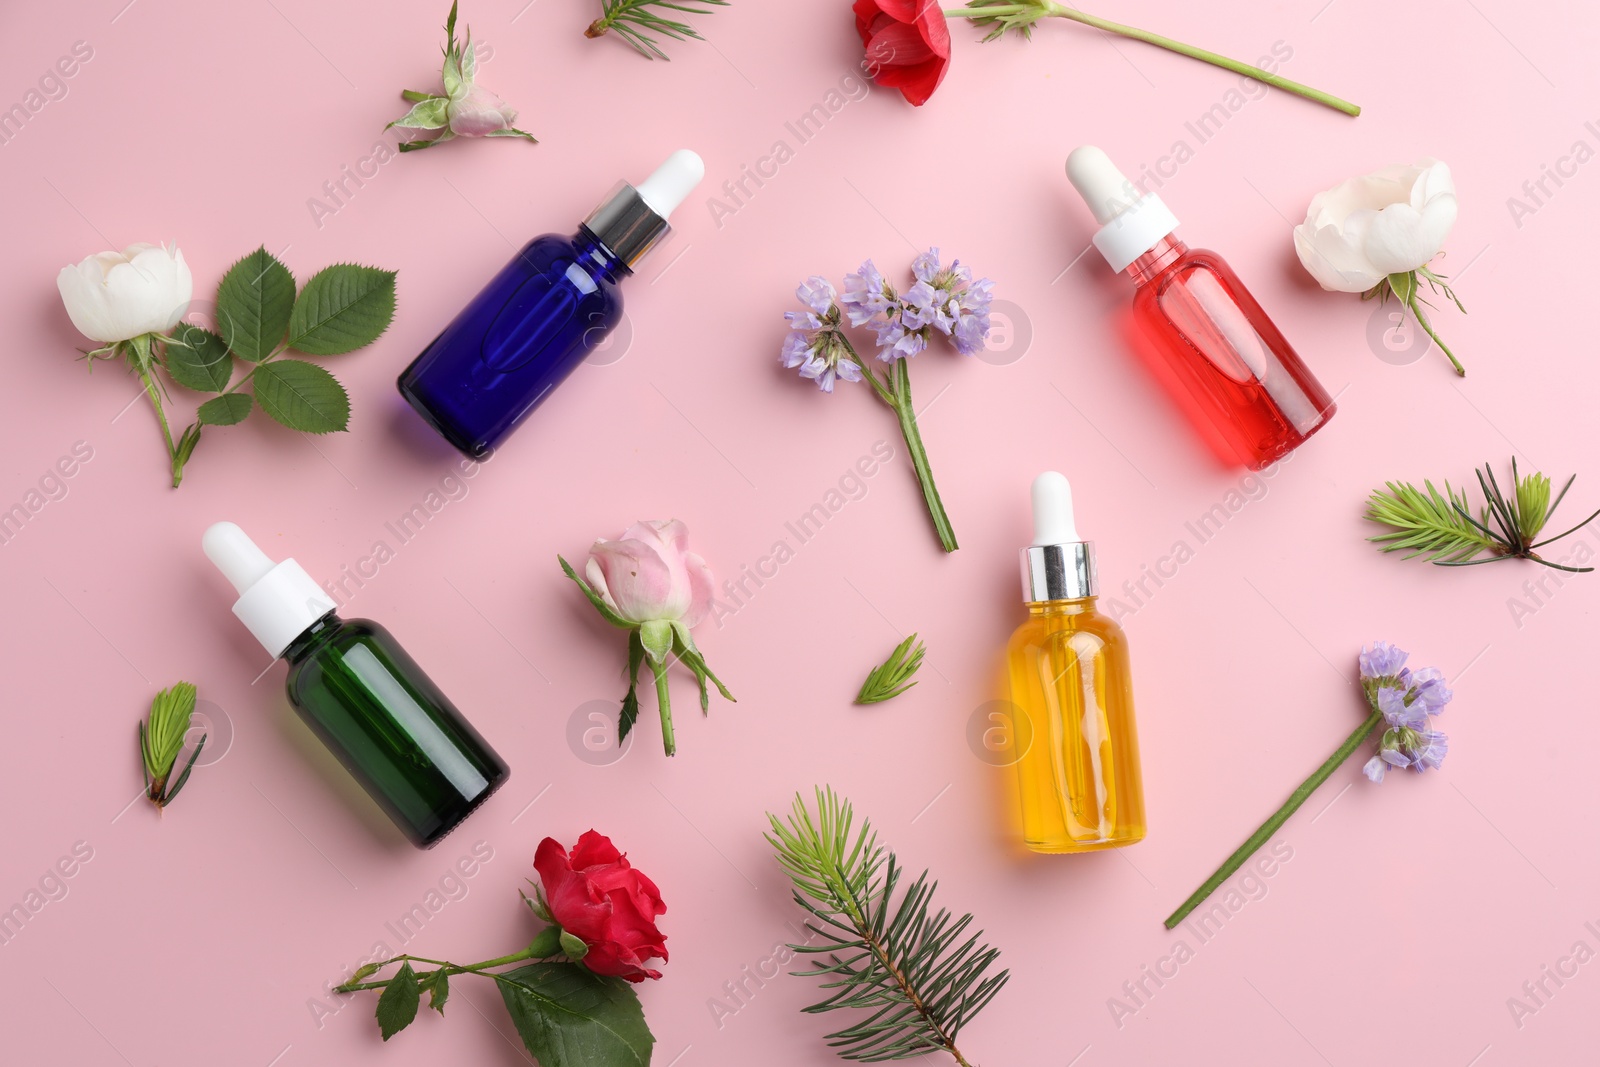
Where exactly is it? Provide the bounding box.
[203,522,509,848]
[1065,145,1336,470]
[398,149,705,458]
[1008,472,1146,852]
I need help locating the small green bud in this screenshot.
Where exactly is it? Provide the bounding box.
[558,929,589,961]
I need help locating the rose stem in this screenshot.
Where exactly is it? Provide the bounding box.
[949,4,1361,116]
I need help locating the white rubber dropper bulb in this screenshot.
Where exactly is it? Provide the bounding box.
[203,521,336,658]
[1065,145,1135,225]
[1031,471,1080,545]
[636,149,706,219]
[204,521,276,594]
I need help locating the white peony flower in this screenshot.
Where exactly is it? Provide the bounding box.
[1293,159,1457,294]
[57,243,192,345]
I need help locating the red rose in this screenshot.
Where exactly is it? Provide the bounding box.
[534,831,667,983]
[853,0,952,106]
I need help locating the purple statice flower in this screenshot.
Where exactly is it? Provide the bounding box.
[1358,641,1409,681]
[781,277,862,393]
[839,260,896,326]
[1359,643,1452,784]
[841,259,925,362]
[901,248,995,357]
[1405,667,1454,715]
[1375,684,1428,730]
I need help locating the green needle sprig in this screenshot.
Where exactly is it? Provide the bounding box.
[854,633,925,705]
[1367,459,1599,572]
[140,682,205,809]
[765,787,1009,1065]
[585,0,730,59]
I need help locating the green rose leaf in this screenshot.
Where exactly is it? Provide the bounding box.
[424,970,449,1014]
[497,963,653,1067]
[165,324,234,392]
[288,264,398,356]
[216,247,296,363]
[375,962,420,1041]
[197,393,252,427]
[252,359,350,433]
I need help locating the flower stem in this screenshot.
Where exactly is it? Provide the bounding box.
[1400,279,1465,377]
[132,363,185,488]
[889,359,958,552]
[1163,707,1382,929]
[333,945,549,993]
[651,656,676,756]
[950,4,1361,116]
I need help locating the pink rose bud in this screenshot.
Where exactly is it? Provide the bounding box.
[584,520,714,627]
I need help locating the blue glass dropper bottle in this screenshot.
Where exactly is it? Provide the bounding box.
[398,149,705,458]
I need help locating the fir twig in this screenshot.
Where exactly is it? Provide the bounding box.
[765,788,1009,1065]
[585,0,729,59]
[140,682,206,809]
[1366,459,1598,572]
[854,634,925,705]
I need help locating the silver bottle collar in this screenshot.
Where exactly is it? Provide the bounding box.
[1020,541,1098,602]
[583,181,671,268]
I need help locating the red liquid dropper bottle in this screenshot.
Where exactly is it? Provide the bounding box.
[1066,146,1335,470]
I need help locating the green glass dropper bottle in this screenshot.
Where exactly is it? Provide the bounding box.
[203,522,509,848]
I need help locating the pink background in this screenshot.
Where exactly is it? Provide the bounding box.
[2,1,1597,1064]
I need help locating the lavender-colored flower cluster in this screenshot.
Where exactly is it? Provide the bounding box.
[780,250,994,391]
[780,277,863,393]
[1357,641,1452,783]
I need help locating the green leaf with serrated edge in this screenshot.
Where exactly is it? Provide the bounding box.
[496,963,653,1067]
[425,970,449,1014]
[252,360,350,433]
[376,961,420,1040]
[216,247,295,363]
[558,555,632,628]
[619,629,644,743]
[198,393,252,427]
[287,264,397,356]
[165,324,233,391]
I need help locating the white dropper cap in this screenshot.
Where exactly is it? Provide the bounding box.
[636,149,705,219]
[1065,145,1180,273]
[1031,471,1080,545]
[1020,472,1097,601]
[203,522,337,659]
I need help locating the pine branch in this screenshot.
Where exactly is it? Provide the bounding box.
[854,634,924,705]
[585,0,729,60]
[765,788,1009,1065]
[1365,479,1493,562]
[1366,460,1599,572]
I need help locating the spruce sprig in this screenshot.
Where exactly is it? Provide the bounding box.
[765,788,1009,1065]
[1367,459,1599,572]
[140,682,205,809]
[585,0,729,60]
[854,633,925,705]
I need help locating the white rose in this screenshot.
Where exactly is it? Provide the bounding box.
[57,243,193,345]
[1292,160,1457,294]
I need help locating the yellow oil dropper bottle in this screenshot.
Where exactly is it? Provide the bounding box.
[1008,472,1146,853]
